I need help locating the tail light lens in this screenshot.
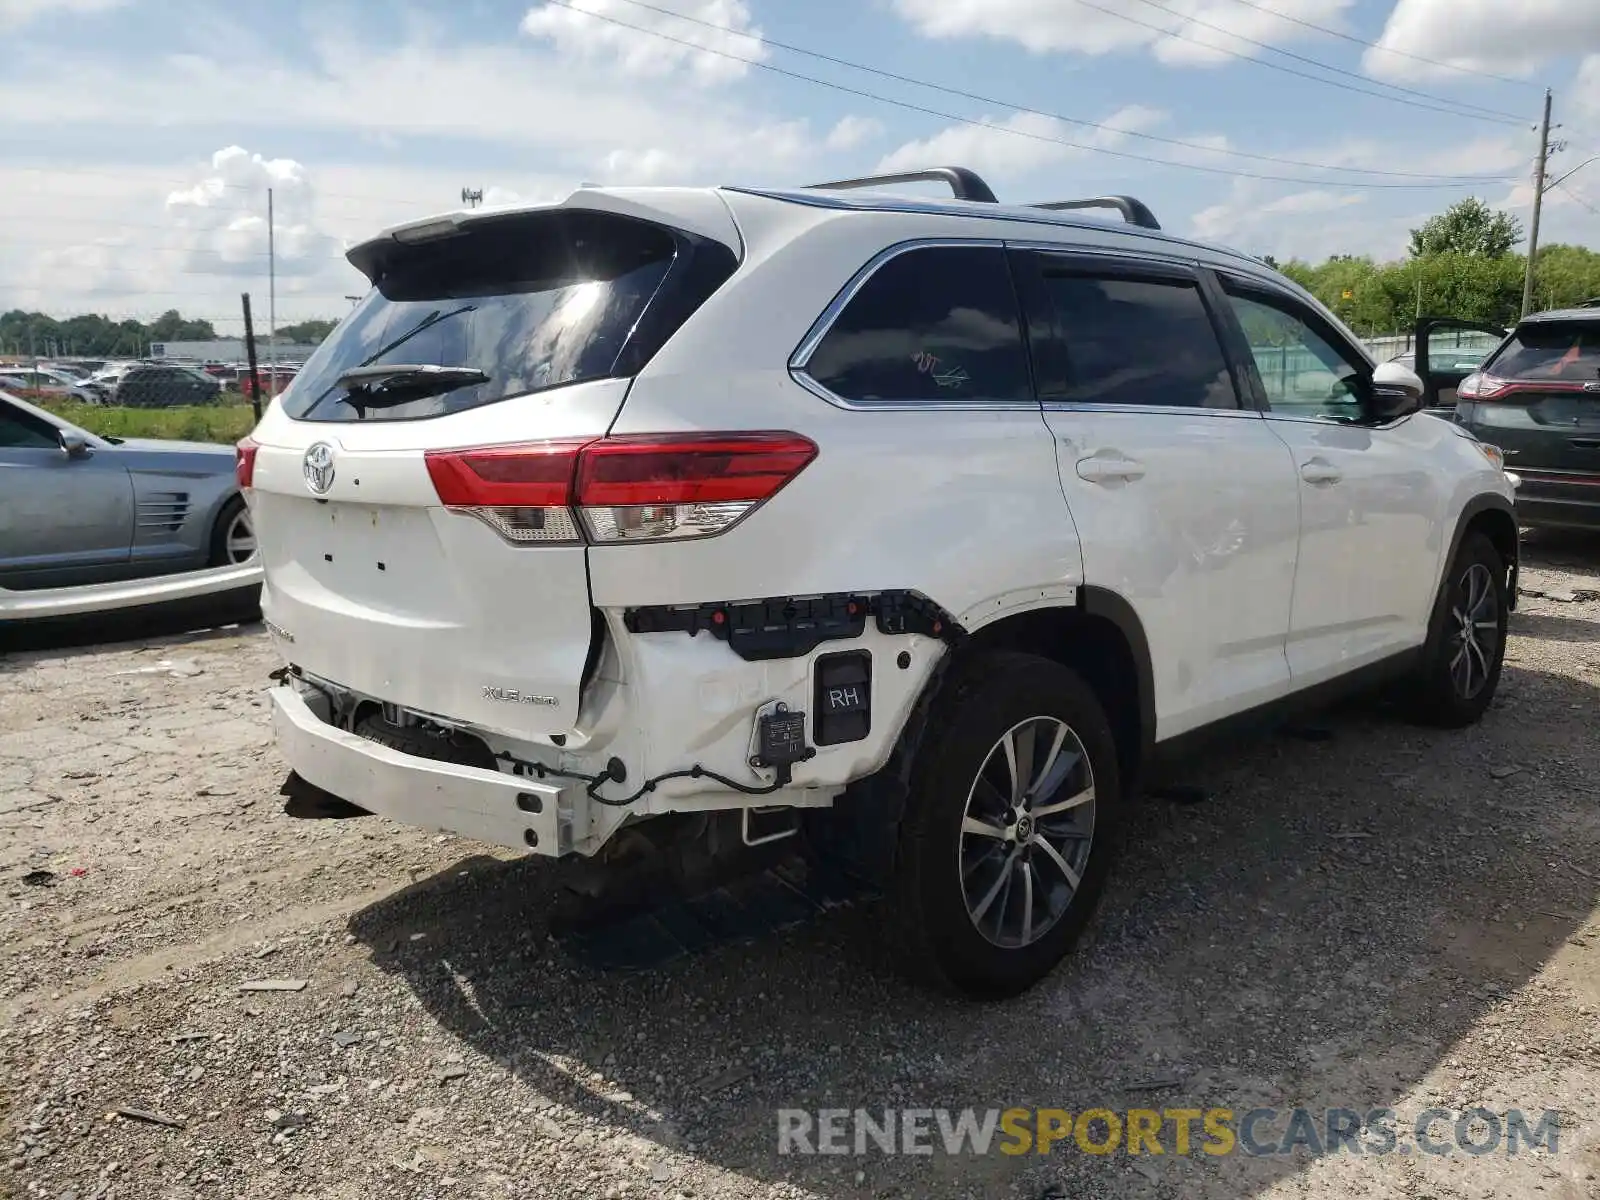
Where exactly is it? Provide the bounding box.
[424,432,817,545]
[425,440,588,543]
[235,437,258,489]
[576,433,818,542]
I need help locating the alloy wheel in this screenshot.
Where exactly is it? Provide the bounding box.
[1449,561,1499,700]
[958,716,1096,949]
[225,508,258,564]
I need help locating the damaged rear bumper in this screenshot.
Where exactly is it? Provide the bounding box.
[270,684,580,854]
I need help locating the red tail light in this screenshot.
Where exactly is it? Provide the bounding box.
[425,440,587,508]
[423,432,817,545]
[235,437,258,489]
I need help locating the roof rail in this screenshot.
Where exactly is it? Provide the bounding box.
[806,167,999,204]
[1029,195,1161,231]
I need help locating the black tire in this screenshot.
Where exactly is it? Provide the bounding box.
[1405,531,1508,728]
[885,651,1123,1000]
[208,495,253,567]
[352,712,500,770]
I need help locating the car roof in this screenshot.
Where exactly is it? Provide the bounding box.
[1519,307,1600,325]
[348,178,1267,280]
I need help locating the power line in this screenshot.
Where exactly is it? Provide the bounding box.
[600,0,1519,183]
[1554,181,1600,217]
[1209,0,1539,89]
[1090,0,1526,125]
[536,0,1520,189]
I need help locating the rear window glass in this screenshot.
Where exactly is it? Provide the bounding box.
[1488,322,1600,381]
[802,246,1032,404]
[283,210,682,422]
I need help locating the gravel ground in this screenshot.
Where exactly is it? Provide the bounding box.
[3,530,1600,1200]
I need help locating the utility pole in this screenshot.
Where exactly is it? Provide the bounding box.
[1522,89,1554,319]
[267,188,280,401]
[461,187,484,209]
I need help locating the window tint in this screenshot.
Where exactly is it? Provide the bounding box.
[1041,272,1237,408]
[1487,321,1600,380]
[1225,289,1366,421]
[284,209,733,423]
[804,246,1031,404]
[0,402,61,449]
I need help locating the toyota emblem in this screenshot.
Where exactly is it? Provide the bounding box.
[303,442,336,494]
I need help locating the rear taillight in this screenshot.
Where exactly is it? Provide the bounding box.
[424,433,817,545]
[1455,372,1518,401]
[425,439,589,543]
[235,437,258,489]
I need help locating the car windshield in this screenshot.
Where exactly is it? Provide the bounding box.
[283,209,680,422]
[1487,322,1600,380]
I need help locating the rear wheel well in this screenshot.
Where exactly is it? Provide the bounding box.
[961,606,1146,797]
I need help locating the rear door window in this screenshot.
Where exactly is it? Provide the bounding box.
[1487,322,1600,380]
[800,245,1032,404]
[285,209,734,423]
[1033,263,1238,409]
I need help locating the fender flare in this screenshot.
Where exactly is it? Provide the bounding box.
[1443,493,1520,611]
[1077,584,1158,765]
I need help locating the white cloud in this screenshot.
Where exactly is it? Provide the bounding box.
[876,105,1167,184]
[0,155,579,326]
[891,0,1354,66]
[0,0,122,29]
[825,115,886,154]
[1364,0,1600,82]
[1190,180,1380,259]
[520,0,763,85]
[0,33,855,187]
[164,147,337,280]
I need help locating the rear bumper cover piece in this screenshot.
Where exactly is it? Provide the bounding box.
[270,685,578,854]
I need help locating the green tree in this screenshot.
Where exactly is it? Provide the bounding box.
[274,319,338,345]
[1409,198,1524,259]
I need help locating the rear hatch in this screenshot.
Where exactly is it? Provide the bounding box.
[1459,318,1600,481]
[245,204,738,739]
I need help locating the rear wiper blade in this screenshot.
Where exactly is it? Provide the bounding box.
[336,364,490,413]
[299,303,479,417]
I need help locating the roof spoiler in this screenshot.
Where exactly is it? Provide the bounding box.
[803,166,1161,230]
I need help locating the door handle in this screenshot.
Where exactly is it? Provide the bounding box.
[1076,455,1146,484]
[1299,458,1342,485]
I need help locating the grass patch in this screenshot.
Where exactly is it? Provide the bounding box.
[42,402,257,445]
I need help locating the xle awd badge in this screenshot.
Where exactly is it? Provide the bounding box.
[303,442,336,495]
[483,686,559,707]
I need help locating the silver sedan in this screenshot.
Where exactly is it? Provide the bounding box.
[0,389,255,592]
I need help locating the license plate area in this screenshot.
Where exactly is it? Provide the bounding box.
[275,497,449,617]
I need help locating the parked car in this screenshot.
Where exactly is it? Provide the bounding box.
[1425,308,1600,530]
[0,366,85,397]
[0,389,255,591]
[1390,332,1496,413]
[245,167,1517,999]
[112,363,224,407]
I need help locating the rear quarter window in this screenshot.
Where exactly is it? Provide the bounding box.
[801,245,1032,404]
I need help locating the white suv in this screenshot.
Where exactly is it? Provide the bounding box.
[240,167,1518,998]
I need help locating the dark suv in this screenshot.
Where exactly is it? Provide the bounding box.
[109,364,223,408]
[1420,310,1600,530]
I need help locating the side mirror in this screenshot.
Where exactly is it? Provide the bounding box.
[59,430,90,458]
[1366,361,1425,421]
